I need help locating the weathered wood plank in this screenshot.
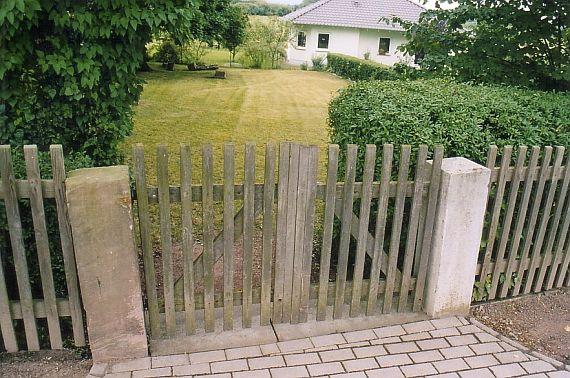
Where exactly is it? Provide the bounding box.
[398,146,428,312]
[260,144,276,326]
[513,147,553,295]
[413,146,443,312]
[157,145,176,336]
[202,144,216,332]
[180,144,196,335]
[367,144,394,315]
[499,147,540,298]
[317,145,339,321]
[223,144,235,331]
[49,145,85,346]
[383,146,411,314]
[24,146,62,349]
[334,144,357,319]
[523,146,564,294]
[242,143,255,328]
[0,245,18,352]
[0,145,39,351]
[350,145,376,317]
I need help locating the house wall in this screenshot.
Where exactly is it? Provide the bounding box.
[286,25,413,67]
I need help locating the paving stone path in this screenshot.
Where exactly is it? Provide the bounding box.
[88,317,569,378]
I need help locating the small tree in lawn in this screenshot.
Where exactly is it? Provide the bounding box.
[221,6,248,67]
[263,17,292,69]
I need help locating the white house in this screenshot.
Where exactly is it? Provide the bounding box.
[283,0,424,67]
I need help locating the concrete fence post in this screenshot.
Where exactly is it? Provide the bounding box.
[65,166,148,363]
[424,157,491,318]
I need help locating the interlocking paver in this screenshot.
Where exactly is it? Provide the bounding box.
[260,343,280,355]
[211,358,248,373]
[464,354,500,369]
[458,367,495,377]
[446,335,478,346]
[470,341,504,355]
[366,366,405,377]
[400,362,438,377]
[401,332,432,341]
[320,348,355,362]
[373,325,406,339]
[307,361,345,376]
[548,371,570,377]
[431,328,461,338]
[474,332,499,343]
[110,357,151,373]
[440,346,475,359]
[132,367,171,377]
[278,338,313,353]
[433,358,470,373]
[409,349,445,363]
[521,360,556,374]
[490,362,527,377]
[285,352,321,366]
[151,354,188,368]
[457,325,481,334]
[343,329,377,343]
[430,373,460,377]
[172,363,210,376]
[248,355,285,370]
[331,372,367,378]
[233,369,271,378]
[270,365,309,377]
[376,353,413,367]
[430,317,463,329]
[417,337,450,350]
[352,345,387,358]
[311,333,346,347]
[188,350,226,364]
[226,345,262,360]
[342,357,378,371]
[370,336,401,345]
[494,350,530,364]
[403,320,436,334]
[385,341,419,354]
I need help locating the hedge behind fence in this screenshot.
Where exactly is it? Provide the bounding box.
[327,53,420,81]
[329,79,570,177]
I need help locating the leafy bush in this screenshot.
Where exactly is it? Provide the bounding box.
[311,55,327,71]
[329,79,570,177]
[328,53,401,81]
[155,40,180,70]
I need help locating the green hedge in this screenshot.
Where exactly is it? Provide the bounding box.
[329,79,570,177]
[327,53,401,81]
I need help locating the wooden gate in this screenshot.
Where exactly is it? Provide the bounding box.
[132,142,443,353]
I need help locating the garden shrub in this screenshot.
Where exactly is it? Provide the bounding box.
[328,53,401,81]
[311,55,327,71]
[329,79,570,178]
[155,40,180,70]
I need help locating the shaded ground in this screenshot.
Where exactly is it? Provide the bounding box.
[0,350,91,378]
[471,287,570,364]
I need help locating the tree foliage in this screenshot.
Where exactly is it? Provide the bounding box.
[394,0,569,90]
[241,17,291,69]
[220,6,249,65]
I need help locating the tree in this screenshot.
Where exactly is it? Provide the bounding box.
[393,0,569,90]
[221,6,248,66]
[242,17,291,69]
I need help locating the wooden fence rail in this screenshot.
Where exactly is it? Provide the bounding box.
[0,145,84,352]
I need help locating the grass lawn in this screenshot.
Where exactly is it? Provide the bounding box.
[125,65,347,184]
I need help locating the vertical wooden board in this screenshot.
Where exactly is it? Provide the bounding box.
[0,146,39,351]
[477,145,505,298]
[350,145,376,317]
[367,145,394,315]
[202,144,216,332]
[333,144,357,319]
[223,144,235,331]
[412,146,443,312]
[397,146,428,312]
[242,143,255,328]
[180,144,196,335]
[300,146,318,323]
[261,144,276,326]
[556,225,570,287]
[513,147,553,296]
[500,147,540,298]
[523,146,565,294]
[157,145,176,336]
[488,146,517,299]
[291,146,310,324]
[0,247,18,352]
[382,146,411,314]
[273,143,291,323]
[50,145,85,346]
[133,145,161,336]
[545,154,570,290]
[24,146,62,349]
[317,145,339,321]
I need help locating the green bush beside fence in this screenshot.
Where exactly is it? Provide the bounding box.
[327,53,401,81]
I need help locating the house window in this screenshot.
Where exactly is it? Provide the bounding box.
[297,31,307,48]
[378,38,391,55]
[317,33,330,49]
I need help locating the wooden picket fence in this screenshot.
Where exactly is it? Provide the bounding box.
[476,146,570,301]
[133,142,444,339]
[0,145,85,352]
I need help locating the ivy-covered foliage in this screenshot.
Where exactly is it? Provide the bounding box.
[327,54,421,81]
[329,79,570,178]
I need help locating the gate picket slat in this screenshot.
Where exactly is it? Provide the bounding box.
[333,144,357,319]
[499,147,539,298]
[317,145,339,321]
[242,144,255,328]
[157,145,176,336]
[0,146,39,351]
[273,142,291,323]
[513,147,553,296]
[537,150,570,291]
[367,144,394,315]
[202,144,216,332]
[260,144,276,326]
[24,146,62,349]
[223,144,235,331]
[398,145,428,312]
[50,145,85,346]
[350,145,376,317]
[412,146,443,312]
[180,144,196,335]
[0,248,18,352]
[523,146,564,294]
[282,144,300,322]
[291,146,310,323]
[488,146,518,299]
[300,146,318,323]
[133,145,161,336]
[478,146,509,297]
[382,146,411,314]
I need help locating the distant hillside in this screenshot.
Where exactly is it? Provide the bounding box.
[233,0,319,16]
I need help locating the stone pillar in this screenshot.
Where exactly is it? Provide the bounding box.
[66,166,148,363]
[424,157,491,318]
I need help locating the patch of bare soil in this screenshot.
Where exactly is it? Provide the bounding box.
[0,350,91,378]
[471,288,570,364]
